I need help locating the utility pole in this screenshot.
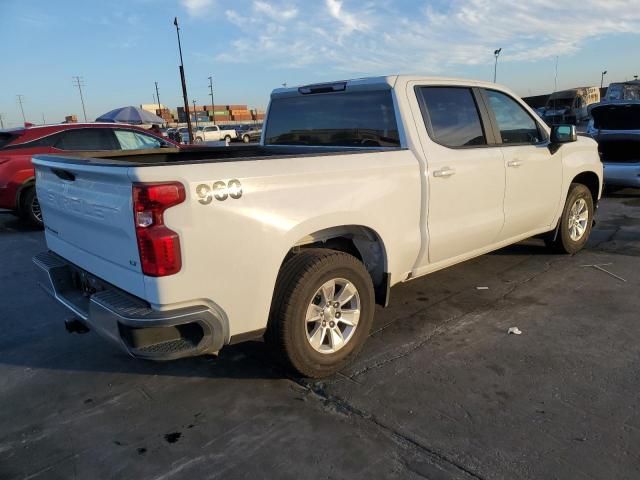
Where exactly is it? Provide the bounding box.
[493,48,502,83]
[155,81,162,118]
[208,75,216,125]
[42,113,46,125]
[0,113,5,129]
[600,70,607,89]
[72,76,88,122]
[16,95,27,123]
[173,17,193,143]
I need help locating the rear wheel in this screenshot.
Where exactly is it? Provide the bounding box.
[224,135,232,143]
[194,136,203,143]
[242,134,250,143]
[267,249,374,378]
[19,186,43,228]
[545,183,593,254]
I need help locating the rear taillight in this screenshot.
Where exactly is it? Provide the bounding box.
[132,182,186,276]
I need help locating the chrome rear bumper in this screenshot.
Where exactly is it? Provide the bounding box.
[33,251,226,360]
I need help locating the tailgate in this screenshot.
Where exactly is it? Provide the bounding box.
[33,155,145,298]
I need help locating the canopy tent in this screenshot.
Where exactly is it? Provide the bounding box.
[96,106,164,125]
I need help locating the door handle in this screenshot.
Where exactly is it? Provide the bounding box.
[433,167,456,178]
[507,160,523,167]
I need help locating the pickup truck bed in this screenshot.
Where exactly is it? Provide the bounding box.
[52,145,400,167]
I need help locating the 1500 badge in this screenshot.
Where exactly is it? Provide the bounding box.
[196,179,242,204]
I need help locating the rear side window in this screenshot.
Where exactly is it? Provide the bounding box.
[419,87,486,147]
[54,129,119,151]
[114,130,163,150]
[485,90,542,145]
[265,91,400,147]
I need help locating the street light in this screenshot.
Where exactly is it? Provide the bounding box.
[600,70,608,89]
[173,17,194,143]
[493,48,502,83]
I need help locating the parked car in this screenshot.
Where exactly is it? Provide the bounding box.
[194,125,237,143]
[33,76,602,378]
[541,87,600,125]
[237,125,262,143]
[0,123,176,226]
[587,80,640,188]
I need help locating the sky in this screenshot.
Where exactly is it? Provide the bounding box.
[1,0,639,127]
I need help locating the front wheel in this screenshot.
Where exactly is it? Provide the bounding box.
[267,249,375,378]
[545,183,594,254]
[19,186,43,228]
[194,136,203,143]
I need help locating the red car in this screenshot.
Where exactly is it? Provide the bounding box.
[0,123,177,227]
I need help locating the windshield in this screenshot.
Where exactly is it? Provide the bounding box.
[546,97,574,109]
[265,90,400,147]
[606,83,640,101]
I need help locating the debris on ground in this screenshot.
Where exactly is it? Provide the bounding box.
[508,327,522,335]
[580,263,627,283]
[476,286,489,290]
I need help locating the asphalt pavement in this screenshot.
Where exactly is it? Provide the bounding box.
[1,190,639,480]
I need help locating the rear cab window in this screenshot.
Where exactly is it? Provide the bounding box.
[264,90,400,147]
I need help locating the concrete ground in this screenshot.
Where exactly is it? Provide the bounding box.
[1,191,639,480]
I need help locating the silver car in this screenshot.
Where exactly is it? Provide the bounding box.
[587,81,640,188]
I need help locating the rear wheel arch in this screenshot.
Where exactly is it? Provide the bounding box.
[279,225,390,306]
[15,177,35,210]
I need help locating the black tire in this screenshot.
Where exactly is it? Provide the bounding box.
[18,186,43,228]
[242,134,250,143]
[545,183,594,254]
[195,136,203,143]
[224,135,232,143]
[267,249,375,378]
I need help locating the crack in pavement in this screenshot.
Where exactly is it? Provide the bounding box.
[292,378,486,480]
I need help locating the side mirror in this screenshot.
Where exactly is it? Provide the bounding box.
[550,124,577,144]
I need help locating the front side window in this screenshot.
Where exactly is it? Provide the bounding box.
[114,130,163,150]
[265,90,400,147]
[486,90,542,145]
[54,129,119,151]
[419,87,486,147]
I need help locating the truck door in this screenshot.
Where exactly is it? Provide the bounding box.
[481,89,562,240]
[414,86,506,264]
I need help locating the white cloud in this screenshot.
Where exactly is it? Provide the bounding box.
[200,0,640,80]
[180,0,215,17]
[253,1,298,21]
[325,0,369,34]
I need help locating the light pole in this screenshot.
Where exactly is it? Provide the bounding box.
[634,75,638,81]
[493,48,502,83]
[173,17,194,143]
[193,99,199,130]
[600,70,607,89]
[208,76,215,125]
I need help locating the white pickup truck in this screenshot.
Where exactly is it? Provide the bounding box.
[193,125,237,143]
[33,76,602,377]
